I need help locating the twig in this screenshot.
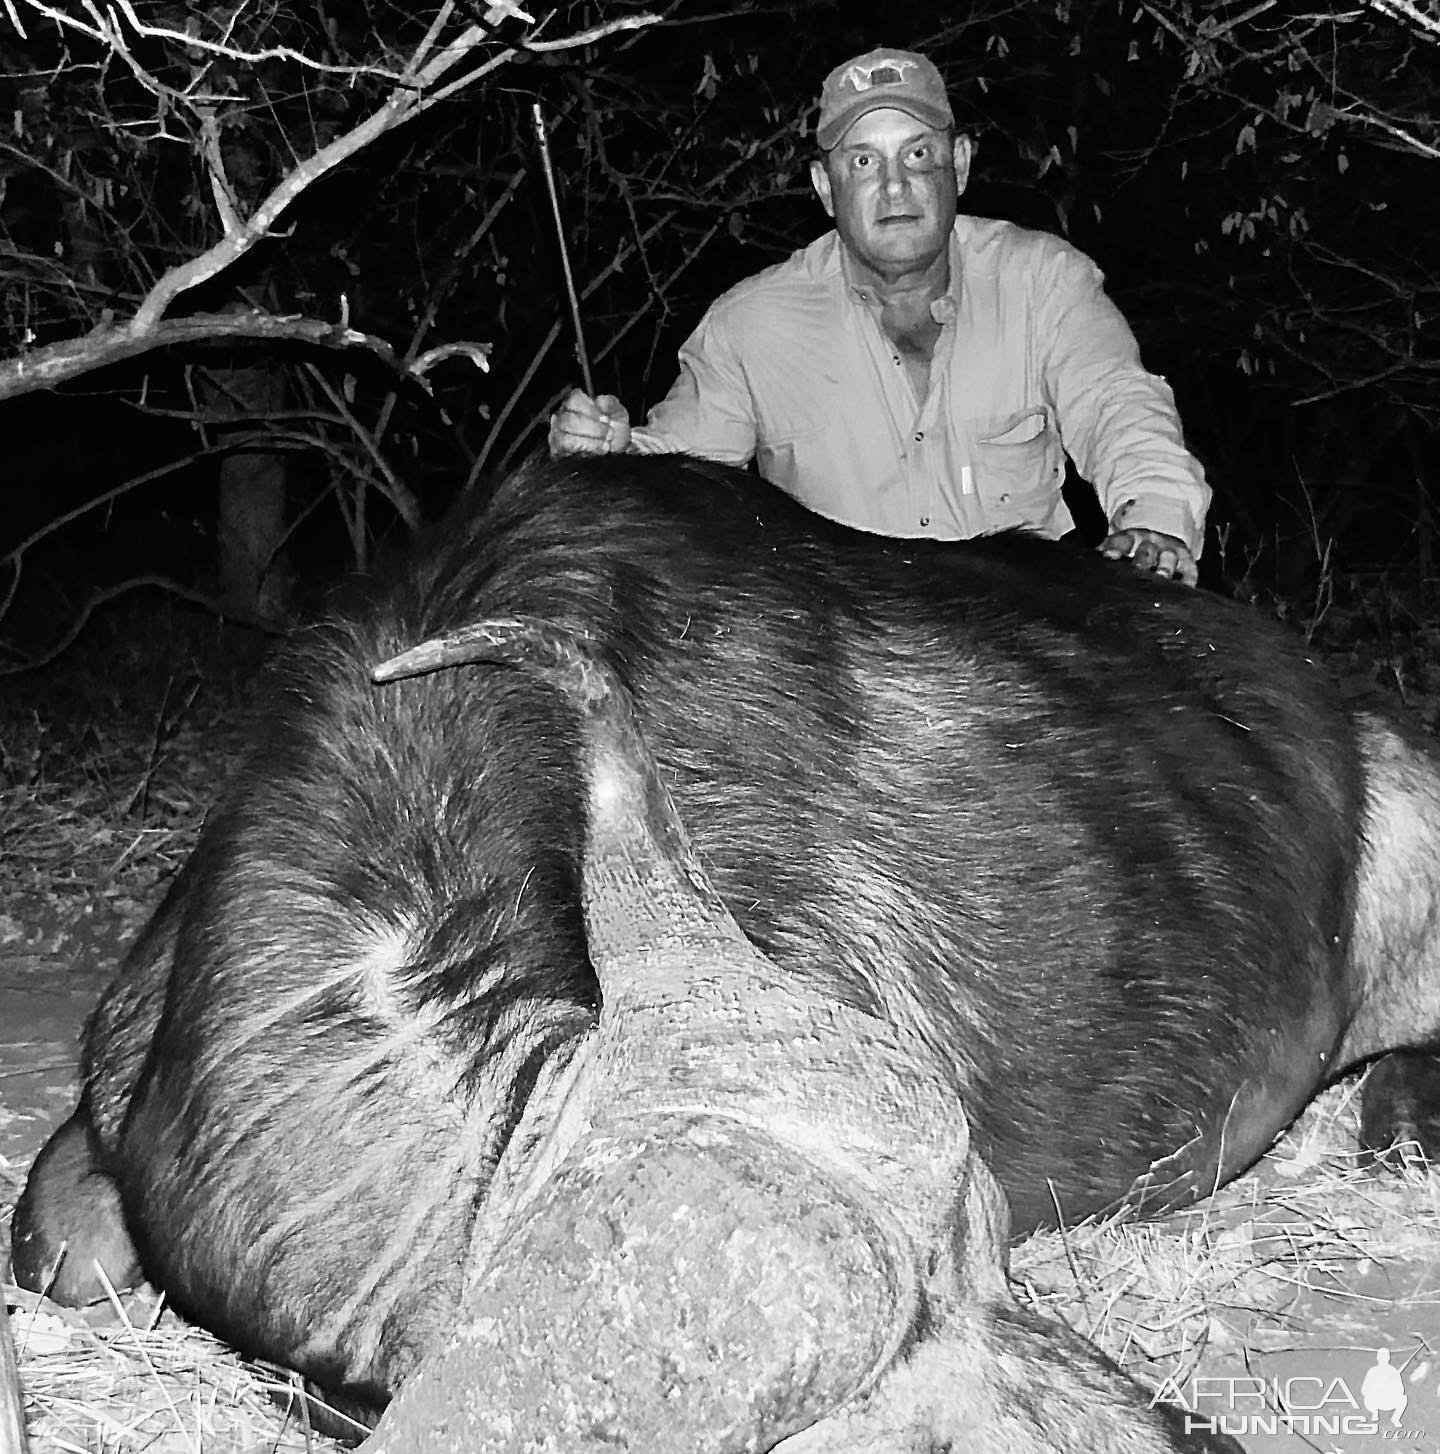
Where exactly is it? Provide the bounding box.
[195,106,243,237]
[477,317,563,474]
[410,341,494,381]
[0,576,273,676]
[301,364,425,530]
[3,448,236,566]
[1372,0,1440,43]
[488,216,725,476]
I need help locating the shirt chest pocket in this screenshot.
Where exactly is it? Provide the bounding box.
[971,408,1064,510]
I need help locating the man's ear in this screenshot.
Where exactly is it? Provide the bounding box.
[810,156,835,217]
[953,135,973,197]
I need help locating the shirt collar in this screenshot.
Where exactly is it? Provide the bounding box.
[819,222,963,322]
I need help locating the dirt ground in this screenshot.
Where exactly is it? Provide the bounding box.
[1,895,135,1180]
[1,606,255,1189]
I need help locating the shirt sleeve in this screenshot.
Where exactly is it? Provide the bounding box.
[629,306,759,465]
[1038,244,1212,557]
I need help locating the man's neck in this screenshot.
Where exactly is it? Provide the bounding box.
[837,231,956,404]
[843,243,952,314]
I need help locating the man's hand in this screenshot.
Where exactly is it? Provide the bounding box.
[1100,528,1198,587]
[548,389,632,458]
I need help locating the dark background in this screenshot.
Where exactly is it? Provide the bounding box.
[1,0,1436,662]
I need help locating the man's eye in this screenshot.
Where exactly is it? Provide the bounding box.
[852,154,874,169]
[908,145,933,165]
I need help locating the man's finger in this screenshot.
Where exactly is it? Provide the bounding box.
[1099,530,1139,562]
[1099,529,1199,588]
[550,411,605,457]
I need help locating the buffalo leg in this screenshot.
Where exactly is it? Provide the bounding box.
[9,1103,142,1305]
[1359,1051,1440,1165]
[1341,715,1440,1163]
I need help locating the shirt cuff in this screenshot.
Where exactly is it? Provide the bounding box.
[1108,492,1205,558]
[627,426,672,456]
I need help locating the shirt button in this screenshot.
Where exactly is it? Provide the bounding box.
[913,431,924,442]
[920,515,930,527]
[1000,493,1011,503]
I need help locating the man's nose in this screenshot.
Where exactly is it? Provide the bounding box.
[880,162,910,196]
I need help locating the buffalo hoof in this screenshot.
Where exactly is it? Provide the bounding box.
[1359,1051,1440,1168]
[11,1107,143,1305]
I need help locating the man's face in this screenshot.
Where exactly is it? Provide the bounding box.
[810,109,971,283]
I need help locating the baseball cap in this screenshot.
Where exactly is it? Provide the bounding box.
[816,48,954,151]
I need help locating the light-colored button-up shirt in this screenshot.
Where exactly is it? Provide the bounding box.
[631,216,1210,554]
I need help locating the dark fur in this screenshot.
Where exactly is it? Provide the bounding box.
[13,453,1440,1428]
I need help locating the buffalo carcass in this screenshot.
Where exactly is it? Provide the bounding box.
[364,615,1234,1452]
[14,453,1440,1450]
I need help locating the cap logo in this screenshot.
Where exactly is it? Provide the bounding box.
[842,58,916,93]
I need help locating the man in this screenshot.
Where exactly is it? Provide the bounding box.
[549,46,1210,585]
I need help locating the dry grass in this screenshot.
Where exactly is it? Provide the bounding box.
[4,1280,353,1454]
[0,707,227,914]
[1015,1080,1440,1394]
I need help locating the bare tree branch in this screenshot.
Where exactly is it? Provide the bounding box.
[1,1,661,403]
[0,310,399,400]
[1372,0,1440,44]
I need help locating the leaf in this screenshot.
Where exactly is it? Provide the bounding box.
[696,52,719,102]
[1305,99,1338,136]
